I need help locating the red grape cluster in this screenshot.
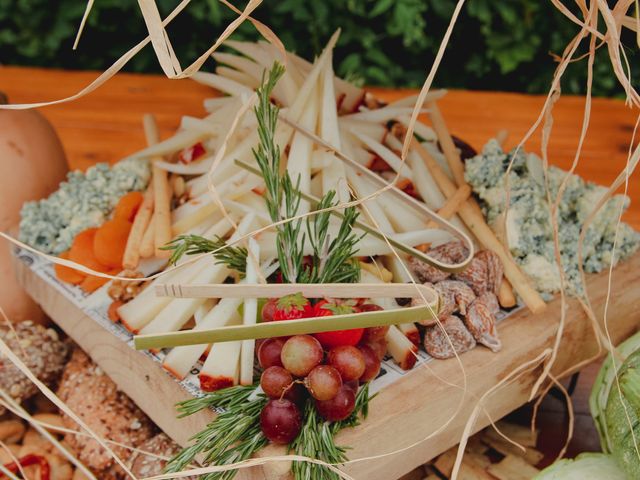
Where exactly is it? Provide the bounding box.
[256,295,388,445]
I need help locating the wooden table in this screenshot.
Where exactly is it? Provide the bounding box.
[1,66,638,229]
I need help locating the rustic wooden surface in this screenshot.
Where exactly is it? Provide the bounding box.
[15,251,640,480]
[0,66,638,229]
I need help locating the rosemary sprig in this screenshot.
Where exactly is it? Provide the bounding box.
[252,63,305,283]
[290,384,372,480]
[303,190,363,284]
[165,384,267,479]
[253,64,362,285]
[176,383,257,417]
[162,234,248,275]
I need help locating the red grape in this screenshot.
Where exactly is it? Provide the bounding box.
[343,379,359,393]
[258,337,285,369]
[360,338,387,361]
[305,365,342,401]
[280,335,323,377]
[327,345,365,381]
[358,344,382,382]
[358,303,384,313]
[260,366,293,399]
[283,381,308,406]
[261,298,278,322]
[315,385,356,421]
[260,399,302,444]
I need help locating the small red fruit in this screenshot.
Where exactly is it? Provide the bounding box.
[273,293,314,321]
[260,399,302,444]
[261,298,278,322]
[313,300,364,348]
[315,385,356,421]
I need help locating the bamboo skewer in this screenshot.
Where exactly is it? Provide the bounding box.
[410,138,546,313]
[155,282,439,300]
[143,114,173,258]
[134,303,439,350]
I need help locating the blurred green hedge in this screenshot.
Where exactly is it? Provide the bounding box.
[1,0,636,96]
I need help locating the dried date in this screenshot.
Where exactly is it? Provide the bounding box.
[475,250,503,294]
[465,297,502,352]
[424,315,476,359]
[435,280,476,316]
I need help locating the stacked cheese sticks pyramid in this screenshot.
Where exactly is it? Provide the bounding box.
[112,31,544,393]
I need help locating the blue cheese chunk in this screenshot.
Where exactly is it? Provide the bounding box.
[465,140,640,296]
[19,158,150,254]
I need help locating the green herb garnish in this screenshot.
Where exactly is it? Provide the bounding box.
[162,234,248,275]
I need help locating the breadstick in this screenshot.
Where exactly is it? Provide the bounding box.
[139,216,156,259]
[427,102,466,187]
[143,114,172,258]
[411,138,546,313]
[496,129,509,147]
[426,184,471,228]
[122,185,154,270]
[498,278,517,308]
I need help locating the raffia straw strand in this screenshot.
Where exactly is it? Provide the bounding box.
[0,439,25,480]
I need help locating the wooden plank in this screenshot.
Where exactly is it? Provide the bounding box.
[14,252,640,480]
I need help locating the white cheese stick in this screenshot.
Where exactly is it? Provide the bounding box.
[139,214,257,336]
[287,86,317,213]
[217,66,261,89]
[192,71,253,98]
[350,130,413,180]
[339,118,387,143]
[286,31,338,123]
[240,239,260,385]
[319,49,342,149]
[118,215,238,332]
[139,262,230,336]
[386,325,418,370]
[203,96,236,112]
[199,340,242,391]
[163,298,243,379]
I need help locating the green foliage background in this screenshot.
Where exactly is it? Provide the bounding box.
[1,0,637,96]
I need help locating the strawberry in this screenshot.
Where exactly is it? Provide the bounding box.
[272,293,314,321]
[313,300,364,348]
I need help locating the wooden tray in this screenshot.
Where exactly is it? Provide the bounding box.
[14,253,640,480]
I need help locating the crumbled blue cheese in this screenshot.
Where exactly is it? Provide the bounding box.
[19,158,150,254]
[465,140,640,296]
